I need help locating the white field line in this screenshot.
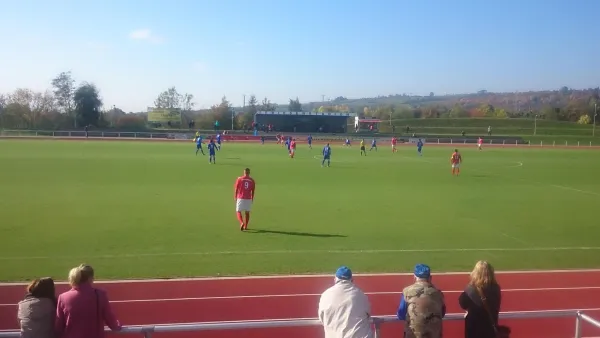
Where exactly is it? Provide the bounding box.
[2,246,600,262]
[1,286,600,307]
[3,268,600,286]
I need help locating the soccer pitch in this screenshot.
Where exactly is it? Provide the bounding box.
[0,139,599,281]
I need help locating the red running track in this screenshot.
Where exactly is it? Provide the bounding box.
[2,270,600,338]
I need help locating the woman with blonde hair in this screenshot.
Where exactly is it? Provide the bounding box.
[458,261,506,338]
[18,277,57,338]
[55,264,122,338]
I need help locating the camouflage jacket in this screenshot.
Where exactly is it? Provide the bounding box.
[402,281,445,338]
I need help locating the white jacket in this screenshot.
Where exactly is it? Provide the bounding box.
[318,280,373,338]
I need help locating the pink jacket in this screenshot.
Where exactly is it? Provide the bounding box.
[55,283,121,338]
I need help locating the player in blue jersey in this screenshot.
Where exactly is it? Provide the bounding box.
[195,135,205,155]
[307,134,313,149]
[417,139,423,156]
[215,133,222,150]
[285,137,291,154]
[344,138,351,146]
[260,135,265,145]
[322,143,332,167]
[370,138,377,151]
[207,139,218,164]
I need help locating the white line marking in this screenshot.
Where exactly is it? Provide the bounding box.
[1,268,600,285]
[551,184,600,197]
[507,161,523,168]
[2,286,599,307]
[3,246,600,262]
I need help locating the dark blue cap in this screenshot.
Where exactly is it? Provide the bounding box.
[414,264,431,278]
[335,266,352,280]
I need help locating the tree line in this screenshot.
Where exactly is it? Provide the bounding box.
[1,72,598,131]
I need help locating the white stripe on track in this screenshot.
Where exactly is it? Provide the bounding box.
[2,286,600,307]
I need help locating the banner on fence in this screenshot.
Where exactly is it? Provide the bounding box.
[147,110,182,123]
[407,138,426,144]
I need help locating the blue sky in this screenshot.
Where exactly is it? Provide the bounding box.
[1,0,599,112]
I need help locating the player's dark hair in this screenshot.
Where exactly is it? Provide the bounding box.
[244,168,250,174]
[455,149,458,152]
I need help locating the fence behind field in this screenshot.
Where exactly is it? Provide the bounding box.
[1,129,600,146]
[1,310,599,338]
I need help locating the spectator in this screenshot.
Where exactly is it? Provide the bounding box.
[55,264,122,338]
[459,260,504,338]
[18,277,57,338]
[397,264,445,338]
[318,266,372,338]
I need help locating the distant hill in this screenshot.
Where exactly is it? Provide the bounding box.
[224,87,599,114]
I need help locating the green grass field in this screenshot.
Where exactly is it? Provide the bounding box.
[1,139,600,281]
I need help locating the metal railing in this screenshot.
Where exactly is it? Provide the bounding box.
[1,310,599,338]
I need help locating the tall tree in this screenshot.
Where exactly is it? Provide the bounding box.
[73,82,102,127]
[288,97,302,112]
[51,72,76,125]
[154,86,183,109]
[260,97,277,111]
[247,95,258,114]
[181,93,195,111]
[210,96,233,128]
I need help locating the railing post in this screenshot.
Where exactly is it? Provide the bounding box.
[575,311,582,338]
[373,317,382,338]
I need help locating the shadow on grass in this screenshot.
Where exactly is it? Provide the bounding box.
[246,229,347,238]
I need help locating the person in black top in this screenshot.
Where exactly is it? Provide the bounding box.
[459,260,503,338]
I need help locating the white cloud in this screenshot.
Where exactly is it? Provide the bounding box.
[192,61,207,73]
[128,29,163,44]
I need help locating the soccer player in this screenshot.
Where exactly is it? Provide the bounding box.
[290,138,297,158]
[285,137,291,154]
[216,133,222,150]
[307,134,313,149]
[450,149,462,176]
[417,139,423,156]
[195,135,204,155]
[276,133,283,146]
[360,139,367,156]
[234,168,255,231]
[477,137,483,151]
[370,138,377,151]
[260,135,265,145]
[322,143,332,167]
[344,138,351,146]
[391,136,398,152]
[207,139,218,164]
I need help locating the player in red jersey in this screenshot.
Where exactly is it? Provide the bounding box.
[477,137,483,151]
[289,138,297,158]
[391,137,398,152]
[234,168,256,231]
[450,149,462,176]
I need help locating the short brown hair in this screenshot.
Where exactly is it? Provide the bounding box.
[244,168,250,174]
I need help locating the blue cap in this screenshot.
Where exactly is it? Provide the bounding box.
[414,264,431,278]
[335,266,352,280]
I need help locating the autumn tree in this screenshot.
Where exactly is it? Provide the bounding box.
[73,82,102,127]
